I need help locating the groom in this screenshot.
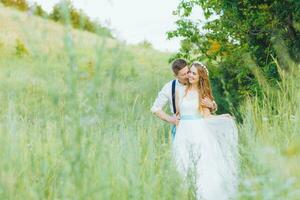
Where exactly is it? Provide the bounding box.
[151,59,217,141]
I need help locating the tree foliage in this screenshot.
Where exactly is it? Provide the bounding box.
[0,0,113,38]
[31,3,47,17]
[168,0,300,115]
[49,0,113,38]
[1,0,28,11]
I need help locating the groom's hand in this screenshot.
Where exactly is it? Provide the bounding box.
[153,110,180,125]
[168,116,180,126]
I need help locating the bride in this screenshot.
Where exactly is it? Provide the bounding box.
[173,62,239,200]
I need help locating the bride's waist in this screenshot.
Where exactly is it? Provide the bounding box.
[180,114,203,120]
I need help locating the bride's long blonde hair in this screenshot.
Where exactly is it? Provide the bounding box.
[185,62,214,112]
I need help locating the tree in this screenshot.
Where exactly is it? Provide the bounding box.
[49,0,113,38]
[168,0,300,115]
[31,3,47,17]
[49,0,71,23]
[1,0,29,11]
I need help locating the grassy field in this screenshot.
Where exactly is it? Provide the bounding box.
[0,4,300,200]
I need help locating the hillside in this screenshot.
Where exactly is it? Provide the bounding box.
[0,5,183,200]
[0,4,173,117]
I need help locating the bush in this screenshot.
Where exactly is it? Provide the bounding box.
[15,39,29,57]
[1,0,113,38]
[31,3,47,18]
[49,3,64,22]
[1,0,29,11]
[49,0,113,38]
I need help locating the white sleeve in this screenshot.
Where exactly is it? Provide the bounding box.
[150,83,170,113]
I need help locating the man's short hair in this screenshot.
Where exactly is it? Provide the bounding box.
[172,59,187,75]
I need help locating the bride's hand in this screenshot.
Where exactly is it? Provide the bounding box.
[220,113,232,119]
[200,97,214,109]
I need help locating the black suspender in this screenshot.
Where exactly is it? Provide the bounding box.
[171,80,176,114]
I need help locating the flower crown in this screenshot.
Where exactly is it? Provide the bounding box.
[192,61,209,76]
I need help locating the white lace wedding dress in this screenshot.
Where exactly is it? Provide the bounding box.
[173,90,239,200]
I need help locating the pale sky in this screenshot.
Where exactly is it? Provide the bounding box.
[27,0,206,52]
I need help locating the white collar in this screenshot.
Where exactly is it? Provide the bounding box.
[176,79,186,87]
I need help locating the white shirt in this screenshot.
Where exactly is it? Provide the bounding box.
[151,79,186,114]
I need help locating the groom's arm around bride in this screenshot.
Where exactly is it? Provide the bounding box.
[150,59,190,126]
[151,59,218,122]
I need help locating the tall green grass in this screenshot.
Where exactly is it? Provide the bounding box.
[1,4,300,200]
[238,57,300,199]
[0,5,188,199]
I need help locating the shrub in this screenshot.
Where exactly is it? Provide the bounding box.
[1,0,29,11]
[49,3,63,22]
[15,39,29,57]
[49,0,113,38]
[1,0,113,38]
[31,3,47,18]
